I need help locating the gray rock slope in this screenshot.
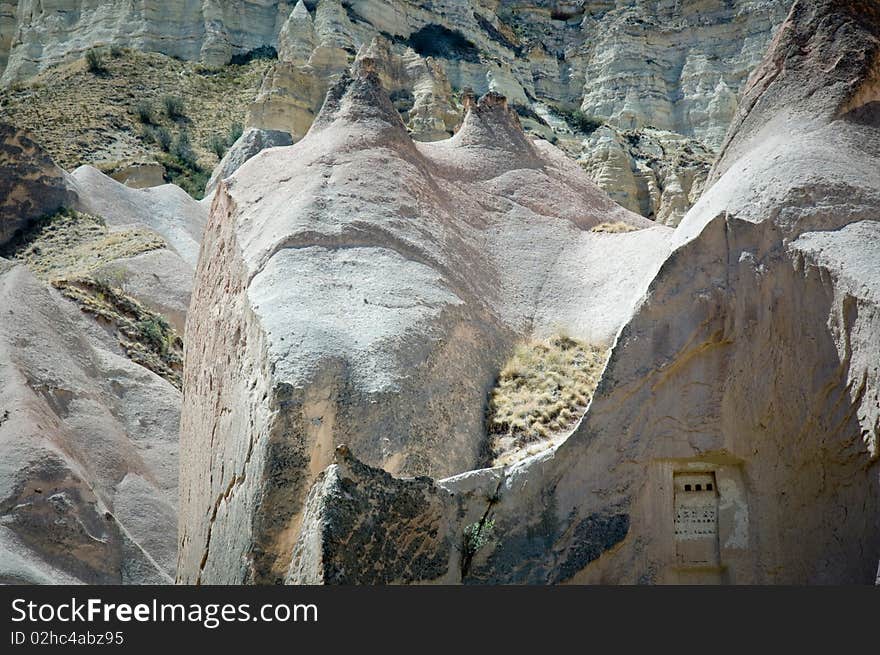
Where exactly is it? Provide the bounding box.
[0,130,208,583]
[178,57,671,584]
[0,261,179,584]
[218,0,880,585]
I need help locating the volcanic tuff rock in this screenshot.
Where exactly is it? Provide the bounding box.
[0,0,791,222]
[178,57,671,584]
[0,0,295,84]
[0,127,208,582]
[0,262,180,584]
[213,0,880,584]
[244,0,790,223]
[205,127,294,197]
[0,123,75,247]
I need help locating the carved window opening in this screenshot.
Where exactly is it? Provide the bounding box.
[673,472,720,567]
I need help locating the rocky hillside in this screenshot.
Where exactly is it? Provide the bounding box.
[0,123,206,584]
[1,0,877,586]
[0,0,791,222]
[181,0,880,585]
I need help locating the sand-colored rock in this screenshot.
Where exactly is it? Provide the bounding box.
[0,263,179,584]
[258,0,880,585]
[178,60,668,584]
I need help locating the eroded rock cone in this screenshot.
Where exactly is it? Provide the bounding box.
[178,57,662,584]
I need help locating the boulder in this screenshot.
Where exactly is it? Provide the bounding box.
[0,123,76,247]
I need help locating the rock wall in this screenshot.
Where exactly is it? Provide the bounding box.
[0,127,208,583]
[264,0,880,585]
[0,0,294,84]
[0,262,180,584]
[0,0,791,224]
[177,58,670,584]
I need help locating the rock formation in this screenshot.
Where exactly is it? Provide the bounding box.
[0,0,295,84]
[204,127,294,196]
[0,123,75,246]
[181,0,880,585]
[0,0,792,223]
[178,58,669,584]
[0,125,207,583]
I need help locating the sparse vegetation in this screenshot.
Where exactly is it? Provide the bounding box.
[556,108,603,135]
[154,126,173,152]
[172,130,196,166]
[135,101,155,124]
[85,48,105,74]
[53,277,183,387]
[159,136,210,199]
[0,209,165,281]
[0,50,270,199]
[208,134,228,159]
[0,209,180,386]
[487,335,608,466]
[591,221,641,234]
[228,121,244,144]
[162,95,186,120]
[229,45,278,66]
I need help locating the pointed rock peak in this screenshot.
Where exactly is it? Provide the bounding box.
[278,0,316,64]
[713,0,880,178]
[310,57,410,140]
[453,91,535,155]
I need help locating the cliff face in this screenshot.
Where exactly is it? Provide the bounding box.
[0,0,294,84]
[0,0,790,224]
[177,58,671,584]
[0,124,207,584]
[217,0,880,585]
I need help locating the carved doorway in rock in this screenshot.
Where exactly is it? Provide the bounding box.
[673,472,720,567]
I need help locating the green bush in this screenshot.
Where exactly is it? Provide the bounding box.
[208,134,228,159]
[556,108,602,135]
[172,130,197,167]
[85,49,105,74]
[228,121,244,144]
[136,316,168,353]
[135,101,154,124]
[155,126,173,152]
[162,95,185,120]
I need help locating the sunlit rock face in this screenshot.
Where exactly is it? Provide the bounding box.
[0,1,790,224]
[177,57,670,584]
[253,0,880,585]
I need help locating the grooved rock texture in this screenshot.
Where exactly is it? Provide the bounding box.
[178,60,670,584]
[0,263,180,584]
[0,1,791,223]
[0,0,295,84]
[228,0,880,585]
[0,123,75,247]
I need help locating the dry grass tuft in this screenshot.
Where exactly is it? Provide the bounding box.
[1,209,180,386]
[0,209,165,281]
[487,335,608,466]
[591,221,641,234]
